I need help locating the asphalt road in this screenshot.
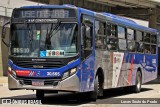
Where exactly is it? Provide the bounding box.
[0,79,160,107]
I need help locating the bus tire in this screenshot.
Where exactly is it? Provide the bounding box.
[36,90,44,99]
[132,71,142,93]
[89,75,99,101]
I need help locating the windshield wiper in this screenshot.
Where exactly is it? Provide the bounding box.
[46,21,61,38]
[45,21,61,49]
[27,24,33,46]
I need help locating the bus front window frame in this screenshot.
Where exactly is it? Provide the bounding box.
[10,22,79,58]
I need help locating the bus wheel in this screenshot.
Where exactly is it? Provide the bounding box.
[89,75,99,101]
[36,90,44,99]
[132,71,142,93]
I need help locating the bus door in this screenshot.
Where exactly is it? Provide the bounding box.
[80,15,94,92]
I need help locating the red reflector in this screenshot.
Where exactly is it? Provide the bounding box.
[8,71,11,75]
[16,70,31,76]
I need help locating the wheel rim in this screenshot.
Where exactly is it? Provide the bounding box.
[137,73,141,89]
[97,79,100,95]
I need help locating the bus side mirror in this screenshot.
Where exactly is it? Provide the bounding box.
[1,21,10,47]
[2,21,10,39]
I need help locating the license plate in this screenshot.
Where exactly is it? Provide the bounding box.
[32,81,44,86]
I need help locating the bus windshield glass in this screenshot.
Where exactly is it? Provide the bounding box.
[10,23,78,57]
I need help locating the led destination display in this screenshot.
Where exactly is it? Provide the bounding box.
[13,9,76,18]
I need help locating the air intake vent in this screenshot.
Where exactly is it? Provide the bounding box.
[15,59,64,69]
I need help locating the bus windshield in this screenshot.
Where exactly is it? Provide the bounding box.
[10,23,78,57]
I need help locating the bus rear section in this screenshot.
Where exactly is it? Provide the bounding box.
[94,13,158,94]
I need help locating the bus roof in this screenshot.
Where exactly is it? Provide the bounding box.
[20,4,157,34]
[20,4,77,9]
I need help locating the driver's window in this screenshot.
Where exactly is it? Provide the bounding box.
[82,15,93,58]
[85,25,92,49]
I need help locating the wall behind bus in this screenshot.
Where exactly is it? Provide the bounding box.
[158,47,160,76]
[0,16,10,76]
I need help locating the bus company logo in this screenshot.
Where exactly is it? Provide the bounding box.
[29,71,36,76]
[36,71,41,76]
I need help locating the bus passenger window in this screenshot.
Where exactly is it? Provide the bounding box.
[127,29,135,52]
[118,26,125,39]
[136,31,143,53]
[144,44,151,54]
[85,25,92,49]
[118,26,127,51]
[128,41,136,52]
[136,31,143,42]
[106,23,116,37]
[95,20,106,49]
[107,38,117,50]
[144,33,150,43]
[151,45,156,54]
[96,39,102,46]
[118,39,127,51]
[136,42,143,53]
[151,35,156,44]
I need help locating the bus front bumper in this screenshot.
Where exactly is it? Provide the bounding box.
[8,74,80,92]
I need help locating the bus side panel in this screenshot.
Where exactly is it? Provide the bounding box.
[117,53,146,87]
[95,50,114,89]
[108,52,142,88]
[112,52,137,88]
[110,52,157,88]
[121,53,157,86]
[142,54,157,83]
[123,53,144,86]
[80,54,95,92]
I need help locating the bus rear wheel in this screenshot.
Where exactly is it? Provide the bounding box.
[132,71,142,93]
[36,90,44,99]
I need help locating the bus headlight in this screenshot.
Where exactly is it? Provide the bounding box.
[8,66,11,72]
[8,67,16,76]
[62,68,77,80]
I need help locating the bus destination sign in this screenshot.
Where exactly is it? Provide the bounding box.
[13,9,76,18]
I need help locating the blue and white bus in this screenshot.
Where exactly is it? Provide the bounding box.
[2,4,158,100]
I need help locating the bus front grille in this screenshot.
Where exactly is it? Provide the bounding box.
[15,60,64,69]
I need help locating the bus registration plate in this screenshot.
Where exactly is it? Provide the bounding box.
[32,81,44,86]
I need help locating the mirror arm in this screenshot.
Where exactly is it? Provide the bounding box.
[2,39,9,47]
[2,21,10,47]
[3,21,10,26]
[2,21,10,38]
